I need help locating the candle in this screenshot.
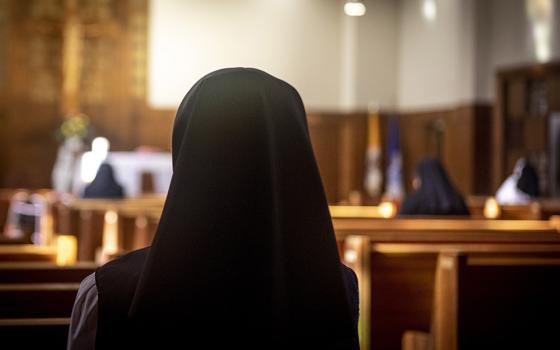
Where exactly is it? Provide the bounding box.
[102,210,119,256]
[484,197,501,219]
[56,235,77,266]
[378,201,396,218]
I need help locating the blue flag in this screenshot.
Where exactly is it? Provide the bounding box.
[385,116,404,200]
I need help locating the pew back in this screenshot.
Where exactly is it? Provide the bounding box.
[344,238,560,350]
[433,251,560,350]
[0,245,57,262]
[0,262,96,283]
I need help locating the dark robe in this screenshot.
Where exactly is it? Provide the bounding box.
[398,157,469,216]
[83,163,124,199]
[517,162,540,198]
[95,68,359,349]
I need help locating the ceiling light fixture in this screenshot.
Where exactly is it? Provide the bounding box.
[422,0,437,22]
[344,1,366,17]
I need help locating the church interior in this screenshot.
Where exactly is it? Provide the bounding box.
[1,0,560,348]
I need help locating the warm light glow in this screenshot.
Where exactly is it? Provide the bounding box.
[344,2,366,17]
[56,235,77,266]
[329,205,379,218]
[102,211,119,256]
[378,201,396,218]
[422,0,437,22]
[344,249,358,264]
[527,0,554,63]
[92,137,110,158]
[39,212,54,246]
[483,197,501,219]
[80,137,110,183]
[80,152,101,183]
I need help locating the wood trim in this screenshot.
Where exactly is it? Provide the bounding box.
[371,243,560,254]
[0,318,70,326]
[0,262,97,269]
[0,283,80,291]
[432,252,460,350]
[343,236,371,350]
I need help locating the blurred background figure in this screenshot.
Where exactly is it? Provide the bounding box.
[398,157,470,216]
[2,191,46,243]
[83,163,125,199]
[496,158,540,205]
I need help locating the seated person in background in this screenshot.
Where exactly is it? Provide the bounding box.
[2,191,38,241]
[496,158,539,205]
[82,163,125,199]
[398,157,470,216]
[68,68,359,349]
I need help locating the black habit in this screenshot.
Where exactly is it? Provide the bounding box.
[94,68,359,349]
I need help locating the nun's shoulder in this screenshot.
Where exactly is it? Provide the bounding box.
[95,247,150,288]
[341,264,358,290]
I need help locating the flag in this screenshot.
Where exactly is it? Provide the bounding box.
[385,115,404,200]
[364,111,382,198]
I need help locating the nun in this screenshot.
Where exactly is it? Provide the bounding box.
[496,158,540,205]
[82,163,125,199]
[398,157,470,216]
[68,68,359,349]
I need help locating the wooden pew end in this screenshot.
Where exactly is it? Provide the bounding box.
[402,331,434,350]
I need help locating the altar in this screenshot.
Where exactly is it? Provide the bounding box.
[106,152,173,197]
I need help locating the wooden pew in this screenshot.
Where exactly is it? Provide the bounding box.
[0,318,70,349]
[333,217,560,244]
[403,250,560,350]
[340,220,560,350]
[59,201,389,262]
[119,211,159,252]
[433,251,560,350]
[0,261,95,348]
[58,196,165,261]
[0,189,16,233]
[0,262,96,283]
[0,283,79,318]
[468,196,560,220]
[0,245,57,262]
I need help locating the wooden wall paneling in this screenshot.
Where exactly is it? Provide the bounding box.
[337,114,368,203]
[137,107,175,151]
[547,73,560,111]
[79,0,133,150]
[2,0,63,188]
[0,0,151,188]
[4,99,61,188]
[400,104,492,196]
[442,106,475,195]
[308,113,341,203]
[307,112,368,204]
[473,104,492,194]
[506,78,526,119]
[492,77,506,192]
[0,0,7,184]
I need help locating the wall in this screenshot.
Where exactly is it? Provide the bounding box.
[355,0,399,110]
[397,0,477,110]
[148,0,399,111]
